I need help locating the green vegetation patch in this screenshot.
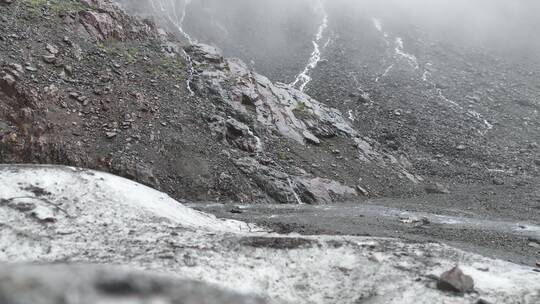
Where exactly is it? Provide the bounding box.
[23,0,85,19]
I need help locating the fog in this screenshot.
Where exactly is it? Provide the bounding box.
[118,0,540,79]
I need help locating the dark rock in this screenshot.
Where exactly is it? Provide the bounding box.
[356,185,369,196]
[240,236,315,249]
[229,206,243,214]
[492,177,504,185]
[1,73,16,87]
[436,266,474,294]
[424,182,450,194]
[42,55,57,64]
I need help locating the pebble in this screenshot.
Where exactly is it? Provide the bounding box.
[46,43,59,55]
[528,242,540,249]
[42,54,56,64]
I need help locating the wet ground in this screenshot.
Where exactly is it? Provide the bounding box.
[191,194,540,267]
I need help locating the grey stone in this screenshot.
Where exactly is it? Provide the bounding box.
[437,266,474,294]
[45,43,59,55]
[42,54,57,64]
[492,178,504,185]
[424,182,450,194]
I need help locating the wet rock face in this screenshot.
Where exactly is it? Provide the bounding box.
[209,116,262,153]
[187,44,355,147]
[187,43,422,197]
[234,157,357,204]
[0,264,267,304]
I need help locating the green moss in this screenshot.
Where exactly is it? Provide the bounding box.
[128,47,138,60]
[295,101,307,112]
[23,0,85,19]
[293,101,316,120]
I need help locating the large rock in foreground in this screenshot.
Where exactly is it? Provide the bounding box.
[0,165,539,304]
[0,264,266,304]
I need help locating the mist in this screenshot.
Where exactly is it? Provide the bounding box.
[118,0,540,66]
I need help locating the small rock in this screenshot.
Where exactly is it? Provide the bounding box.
[105,132,117,139]
[399,215,430,227]
[536,261,540,268]
[529,237,540,244]
[492,178,504,185]
[30,205,56,223]
[303,131,320,145]
[8,63,24,75]
[46,43,59,55]
[63,36,73,46]
[424,182,450,194]
[437,266,474,294]
[42,55,56,64]
[1,73,16,86]
[64,65,73,75]
[529,242,540,249]
[229,206,243,214]
[356,185,369,196]
[456,144,466,151]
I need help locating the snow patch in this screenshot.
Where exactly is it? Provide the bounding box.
[0,165,254,233]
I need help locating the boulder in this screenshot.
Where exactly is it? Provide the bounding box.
[437,266,474,294]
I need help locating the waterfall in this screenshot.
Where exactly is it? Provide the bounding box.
[291,0,329,92]
[150,0,196,95]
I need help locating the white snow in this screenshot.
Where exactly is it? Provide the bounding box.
[0,165,254,233]
[0,165,539,304]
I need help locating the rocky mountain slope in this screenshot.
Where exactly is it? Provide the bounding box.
[123,0,540,200]
[1,0,540,301]
[0,0,435,207]
[111,0,540,265]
